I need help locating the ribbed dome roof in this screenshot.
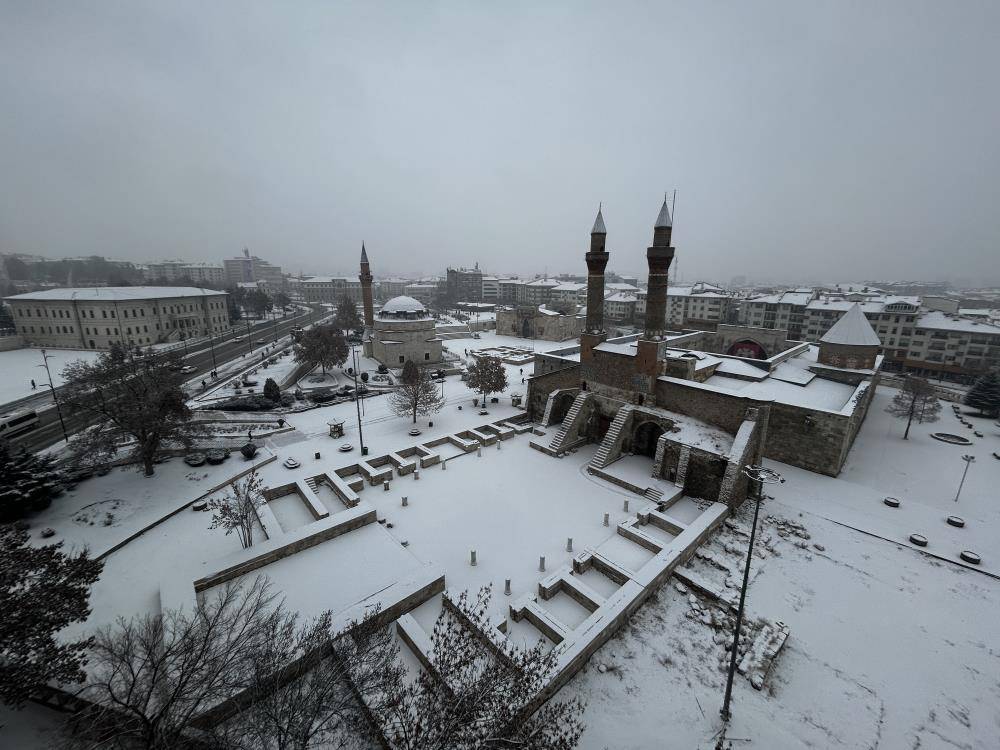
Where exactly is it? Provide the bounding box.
[380,295,426,314]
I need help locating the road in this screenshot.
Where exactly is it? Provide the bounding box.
[4,305,329,453]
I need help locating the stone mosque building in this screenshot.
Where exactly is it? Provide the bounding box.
[359,245,443,367]
[527,200,882,506]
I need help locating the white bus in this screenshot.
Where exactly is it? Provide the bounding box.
[0,409,39,442]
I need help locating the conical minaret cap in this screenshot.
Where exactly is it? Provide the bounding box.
[591,206,607,235]
[360,242,369,263]
[654,198,672,228]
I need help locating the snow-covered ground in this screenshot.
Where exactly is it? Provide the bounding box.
[0,347,99,407]
[561,384,1000,749]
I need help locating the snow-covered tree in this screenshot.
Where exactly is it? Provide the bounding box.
[376,587,585,750]
[263,377,281,403]
[885,376,941,439]
[293,324,348,375]
[389,360,445,424]
[0,446,64,521]
[466,356,508,409]
[0,525,102,708]
[61,345,205,477]
[209,469,265,549]
[964,372,1000,417]
[333,296,361,335]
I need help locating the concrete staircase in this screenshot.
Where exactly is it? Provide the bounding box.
[643,486,664,503]
[546,392,592,454]
[540,388,579,427]
[304,476,319,492]
[589,406,634,470]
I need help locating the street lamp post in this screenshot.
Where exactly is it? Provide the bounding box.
[38,349,69,443]
[245,320,253,355]
[954,454,975,502]
[720,464,785,724]
[351,345,366,455]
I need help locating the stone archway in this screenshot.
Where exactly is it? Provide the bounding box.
[632,420,665,458]
[726,339,768,360]
[551,391,576,424]
[521,317,534,338]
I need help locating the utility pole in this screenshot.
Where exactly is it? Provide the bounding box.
[352,345,366,454]
[720,464,785,724]
[38,349,68,443]
[955,454,975,502]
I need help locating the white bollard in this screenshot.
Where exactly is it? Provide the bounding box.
[383,480,390,492]
[497,440,501,450]
[504,578,511,596]
[566,537,573,552]
[477,446,482,457]
[470,549,477,566]
[414,469,420,480]
[442,460,447,470]
[538,555,546,572]
[623,499,629,512]
[402,496,408,507]
[603,512,610,527]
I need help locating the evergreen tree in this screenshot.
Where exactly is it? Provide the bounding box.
[263,377,281,403]
[293,325,348,375]
[389,360,445,423]
[964,372,1000,417]
[0,446,64,521]
[0,525,103,708]
[466,356,508,408]
[334,296,361,335]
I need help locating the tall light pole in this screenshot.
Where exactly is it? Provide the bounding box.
[38,349,68,443]
[720,464,785,724]
[954,454,975,502]
[351,345,366,454]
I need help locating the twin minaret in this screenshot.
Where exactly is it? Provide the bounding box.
[583,198,675,346]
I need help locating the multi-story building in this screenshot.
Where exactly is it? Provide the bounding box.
[603,291,638,322]
[223,249,283,289]
[802,295,1000,379]
[144,261,226,287]
[403,283,438,307]
[518,278,561,306]
[4,286,231,350]
[481,276,500,302]
[551,282,587,307]
[300,277,362,304]
[498,278,524,304]
[377,278,409,301]
[446,266,483,303]
[740,290,815,339]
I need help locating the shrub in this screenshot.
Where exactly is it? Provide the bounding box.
[360,371,369,383]
[263,378,280,402]
[240,443,258,460]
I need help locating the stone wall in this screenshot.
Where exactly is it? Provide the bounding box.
[525,364,581,421]
[818,342,878,370]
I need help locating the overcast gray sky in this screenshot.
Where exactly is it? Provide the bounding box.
[1,1,997,285]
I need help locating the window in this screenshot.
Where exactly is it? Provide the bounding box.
[399,356,405,364]
[102,310,107,318]
[424,352,430,360]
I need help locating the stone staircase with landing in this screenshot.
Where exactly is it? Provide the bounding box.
[589,406,635,470]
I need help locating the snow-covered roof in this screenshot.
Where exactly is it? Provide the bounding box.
[526,278,561,288]
[917,311,1000,334]
[806,295,919,312]
[820,304,881,346]
[552,282,586,292]
[605,292,637,303]
[303,276,354,283]
[654,198,672,228]
[380,296,426,314]
[5,286,226,302]
[606,282,639,292]
[591,207,607,234]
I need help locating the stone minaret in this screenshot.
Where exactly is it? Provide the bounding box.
[580,206,610,363]
[643,198,674,340]
[635,198,676,382]
[359,242,374,347]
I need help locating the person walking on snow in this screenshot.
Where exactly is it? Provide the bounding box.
[30,379,36,389]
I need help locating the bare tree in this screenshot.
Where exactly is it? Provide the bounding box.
[465,356,508,409]
[61,344,206,476]
[67,577,283,750]
[221,606,405,750]
[209,469,265,549]
[886,376,941,439]
[377,587,585,750]
[389,360,445,424]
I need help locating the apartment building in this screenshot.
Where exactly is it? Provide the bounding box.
[145,261,226,287]
[223,249,283,288]
[301,276,362,304]
[740,290,815,339]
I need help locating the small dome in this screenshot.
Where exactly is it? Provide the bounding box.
[380,295,426,315]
